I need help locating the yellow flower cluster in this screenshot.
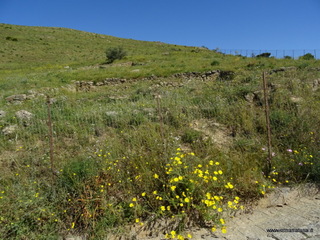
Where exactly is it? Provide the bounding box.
[129,148,243,236]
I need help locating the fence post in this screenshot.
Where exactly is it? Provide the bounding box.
[262,72,272,174]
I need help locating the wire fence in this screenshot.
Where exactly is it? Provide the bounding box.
[218,49,320,59]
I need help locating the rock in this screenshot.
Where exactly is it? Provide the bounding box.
[290,96,303,103]
[26,94,36,100]
[5,94,27,103]
[15,110,33,122]
[2,125,17,136]
[244,93,255,103]
[105,111,119,117]
[27,90,37,95]
[313,79,320,91]
[0,110,6,118]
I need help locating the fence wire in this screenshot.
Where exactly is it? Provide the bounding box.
[218,49,320,59]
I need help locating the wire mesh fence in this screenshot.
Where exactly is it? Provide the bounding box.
[218,49,320,59]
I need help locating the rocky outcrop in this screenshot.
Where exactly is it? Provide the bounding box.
[171,70,219,81]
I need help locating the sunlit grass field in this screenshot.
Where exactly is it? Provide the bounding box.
[0,23,319,239]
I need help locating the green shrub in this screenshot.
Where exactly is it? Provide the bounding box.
[181,129,202,144]
[105,46,127,63]
[299,53,315,60]
[210,60,220,66]
[5,36,18,41]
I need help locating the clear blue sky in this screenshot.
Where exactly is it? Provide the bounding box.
[1,0,320,51]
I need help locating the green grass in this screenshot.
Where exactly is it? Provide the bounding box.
[0,23,319,239]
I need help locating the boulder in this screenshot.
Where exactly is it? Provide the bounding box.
[5,94,27,103]
[15,110,33,122]
[0,110,6,118]
[244,93,255,103]
[313,79,320,91]
[2,125,17,136]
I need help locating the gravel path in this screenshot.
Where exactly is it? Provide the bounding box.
[207,183,320,240]
[133,184,320,240]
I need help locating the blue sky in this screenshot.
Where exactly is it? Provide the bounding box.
[1,0,320,51]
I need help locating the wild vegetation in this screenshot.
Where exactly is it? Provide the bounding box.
[0,23,319,239]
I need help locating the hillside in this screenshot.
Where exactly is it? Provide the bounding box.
[0,24,319,239]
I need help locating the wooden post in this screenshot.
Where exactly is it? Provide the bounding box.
[262,72,272,174]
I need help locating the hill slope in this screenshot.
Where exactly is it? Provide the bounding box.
[0,23,222,71]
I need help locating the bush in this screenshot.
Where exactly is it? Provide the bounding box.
[5,36,18,41]
[299,53,315,60]
[211,60,220,66]
[105,46,127,63]
[181,129,202,144]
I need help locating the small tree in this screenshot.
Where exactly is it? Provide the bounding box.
[105,46,126,63]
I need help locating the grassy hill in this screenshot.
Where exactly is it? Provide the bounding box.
[0,23,319,239]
